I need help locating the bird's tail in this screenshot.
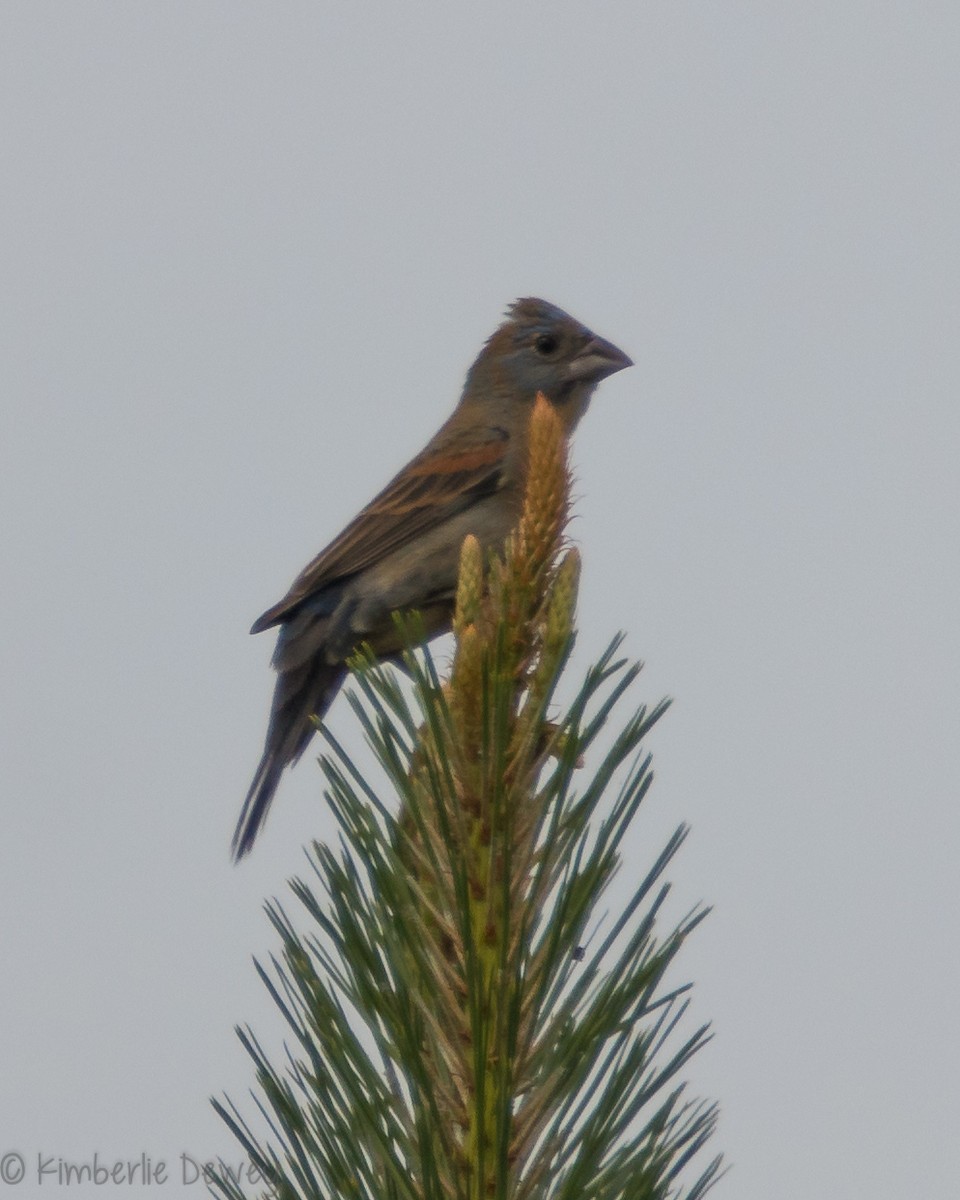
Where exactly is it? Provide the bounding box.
[232,660,346,860]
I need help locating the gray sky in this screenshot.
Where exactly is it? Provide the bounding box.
[2,4,958,1197]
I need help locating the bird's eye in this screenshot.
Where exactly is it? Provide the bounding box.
[534,333,559,355]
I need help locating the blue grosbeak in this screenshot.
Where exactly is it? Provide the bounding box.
[234,298,631,858]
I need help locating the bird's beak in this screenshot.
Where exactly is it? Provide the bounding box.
[566,335,633,383]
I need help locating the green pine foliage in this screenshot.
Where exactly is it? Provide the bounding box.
[213,398,722,1200]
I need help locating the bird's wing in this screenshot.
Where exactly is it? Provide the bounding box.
[251,425,510,632]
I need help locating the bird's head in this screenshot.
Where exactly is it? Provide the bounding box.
[462,297,632,428]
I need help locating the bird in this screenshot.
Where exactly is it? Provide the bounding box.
[233,297,632,859]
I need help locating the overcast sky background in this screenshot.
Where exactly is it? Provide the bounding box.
[2,4,958,1197]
